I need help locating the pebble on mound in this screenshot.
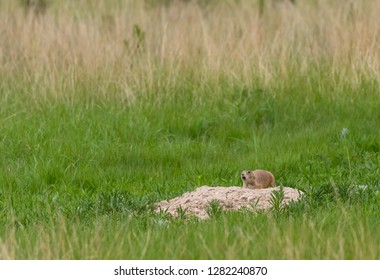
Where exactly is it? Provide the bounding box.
[155,186,303,220]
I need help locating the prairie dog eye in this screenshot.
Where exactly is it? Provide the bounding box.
[247,171,251,174]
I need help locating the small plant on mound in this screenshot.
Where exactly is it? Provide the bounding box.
[270,188,285,220]
[249,198,261,210]
[176,206,188,220]
[206,200,224,219]
[153,208,173,228]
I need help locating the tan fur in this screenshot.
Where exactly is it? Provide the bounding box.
[241,170,275,189]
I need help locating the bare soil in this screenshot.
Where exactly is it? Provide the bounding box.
[155,186,303,219]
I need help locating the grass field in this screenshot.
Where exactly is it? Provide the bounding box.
[1,0,380,259]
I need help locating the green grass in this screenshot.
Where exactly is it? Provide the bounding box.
[1,0,380,259]
[2,73,380,259]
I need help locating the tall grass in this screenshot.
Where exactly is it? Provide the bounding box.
[1,0,379,100]
[1,0,380,259]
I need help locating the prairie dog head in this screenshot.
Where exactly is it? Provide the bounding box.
[241,170,256,188]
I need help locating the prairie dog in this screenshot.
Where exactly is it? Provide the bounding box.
[241,170,275,189]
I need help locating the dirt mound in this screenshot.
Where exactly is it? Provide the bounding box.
[155,186,303,219]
